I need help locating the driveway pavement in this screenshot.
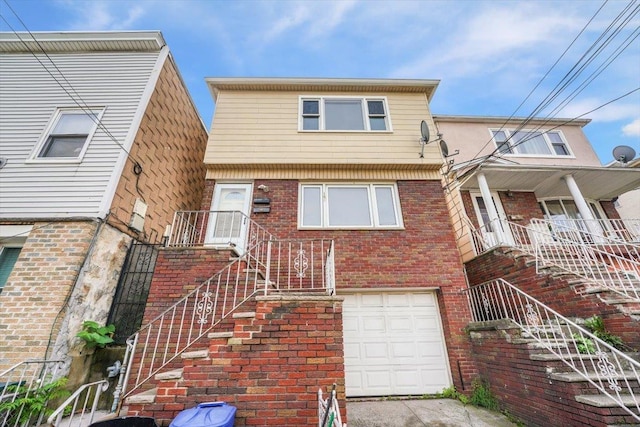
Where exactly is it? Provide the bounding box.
[346,398,518,427]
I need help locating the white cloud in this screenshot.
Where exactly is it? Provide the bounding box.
[557,98,640,123]
[63,0,146,31]
[622,118,640,137]
[390,2,582,79]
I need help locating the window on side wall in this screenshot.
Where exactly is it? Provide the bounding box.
[490,129,571,157]
[31,109,103,161]
[299,183,402,228]
[299,97,390,131]
[0,246,22,293]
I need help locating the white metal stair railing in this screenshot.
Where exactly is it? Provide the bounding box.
[167,210,274,249]
[0,359,65,427]
[466,278,640,422]
[469,219,640,303]
[47,379,109,427]
[112,233,336,411]
[529,218,640,303]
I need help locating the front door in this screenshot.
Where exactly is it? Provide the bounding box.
[206,183,253,252]
[471,192,513,246]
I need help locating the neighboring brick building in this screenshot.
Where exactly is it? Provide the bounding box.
[0,31,207,372]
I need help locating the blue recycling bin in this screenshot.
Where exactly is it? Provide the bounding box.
[169,402,236,427]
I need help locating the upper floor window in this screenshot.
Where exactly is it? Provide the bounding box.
[299,183,402,229]
[491,129,571,157]
[31,109,103,161]
[299,97,390,131]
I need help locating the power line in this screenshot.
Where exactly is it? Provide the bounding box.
[461,0,639,173]
[1,0,143,166]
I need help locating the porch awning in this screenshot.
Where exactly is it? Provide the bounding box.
[458,164,640,200]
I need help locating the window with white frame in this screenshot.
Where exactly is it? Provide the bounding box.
[299,183,402,228]
[300,97,390,131]
[0,246,21,293]
[32,109,103,160]
[491,129,571,156]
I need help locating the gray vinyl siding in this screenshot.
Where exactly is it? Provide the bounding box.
[0,51,160,218]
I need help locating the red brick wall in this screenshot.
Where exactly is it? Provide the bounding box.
[468,323,636,427]
[498,191,543,224]
[600,200,621,220]
[465,248,640,348]
[128,295,346,426]
[201,178,477,391]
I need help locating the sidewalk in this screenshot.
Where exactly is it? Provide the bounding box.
[346,398,518,427]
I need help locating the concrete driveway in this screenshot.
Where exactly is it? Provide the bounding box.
[346,399,518,427]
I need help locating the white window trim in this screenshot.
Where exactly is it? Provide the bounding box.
[538,197,609,230]
[27,107,105,163]
[298,95,393,132]
[298,182,404,229]
[489,128,575,158]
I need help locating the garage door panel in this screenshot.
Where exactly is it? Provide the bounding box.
[343,292,451,397]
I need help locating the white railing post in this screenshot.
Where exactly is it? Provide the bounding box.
[265,240,273,296]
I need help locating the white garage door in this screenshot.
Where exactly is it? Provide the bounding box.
[343,291,451,397]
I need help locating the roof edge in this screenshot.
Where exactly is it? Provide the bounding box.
[433,114,591,127]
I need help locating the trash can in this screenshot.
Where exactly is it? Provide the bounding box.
[169,402,236,427]
[90,417,158,427]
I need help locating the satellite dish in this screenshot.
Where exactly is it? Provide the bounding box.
[440,139,449,157]
[420,120,430,143]
[0,157,6,169]
[612,145,636,164]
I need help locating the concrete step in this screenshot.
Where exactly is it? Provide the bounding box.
[181,349,209,359]
[125,387,157,404]
[155,369,183,381]
[549,370,639,383]
[575,393,639,408]
[233,311,256,319]
[208,331,234,339]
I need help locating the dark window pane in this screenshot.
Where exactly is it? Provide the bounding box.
[367,100,385,115]
[303,100,319,115]
[553,144,569,155]
[40,136,87,157]
[303,117,319,130]
[369,117,387,131]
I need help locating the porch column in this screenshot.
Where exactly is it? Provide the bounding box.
[477,172,505,244]
[563,174,601,236]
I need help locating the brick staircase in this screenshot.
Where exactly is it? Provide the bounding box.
[468,319,640,426]
[123,294,345,427]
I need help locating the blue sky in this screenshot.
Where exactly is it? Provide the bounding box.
[1,0,639,165]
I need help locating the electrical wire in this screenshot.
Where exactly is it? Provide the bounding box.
[1,1,139,163]
[460,0,639,173]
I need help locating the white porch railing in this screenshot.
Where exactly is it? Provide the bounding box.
[113,233,335,410]
[167,210,274,249]
[470,219,640,302]
[466,278,639,422]
[0,360,65,427]
[47,379,109,427]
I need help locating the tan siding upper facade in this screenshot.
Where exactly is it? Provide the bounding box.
[205,89,443,170]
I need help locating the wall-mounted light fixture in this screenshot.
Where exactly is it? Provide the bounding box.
[506,190,514,198]
[257,184,269,193]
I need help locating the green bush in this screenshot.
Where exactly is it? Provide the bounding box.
[583,316,627,351]
[0,377,69,426]
[469,378,499,411]
[76,320,115,349]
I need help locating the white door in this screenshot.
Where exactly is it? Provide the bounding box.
[206,183,252,252]
[471,192,513,246]
[342,292,451,397]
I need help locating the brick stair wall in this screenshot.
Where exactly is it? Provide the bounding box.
[467,321,639,426]
[465,247,640,349]
[126,294,345,426]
